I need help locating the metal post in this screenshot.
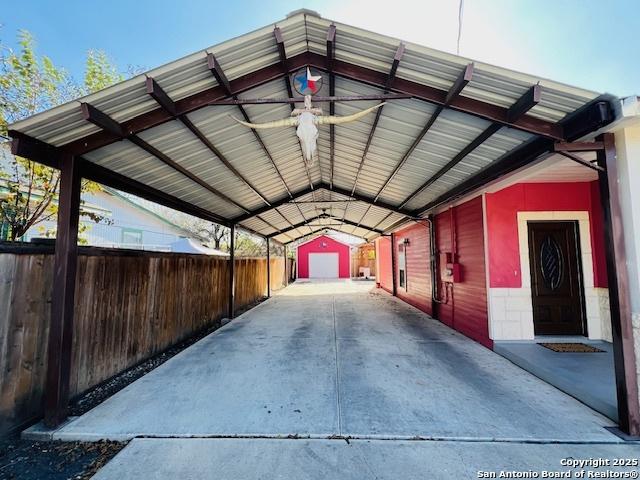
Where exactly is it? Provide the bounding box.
[390,232,397,296]
[266,237,271,298]
[228,224,235,319]
[44,154,81,427]
[596,133,640,435]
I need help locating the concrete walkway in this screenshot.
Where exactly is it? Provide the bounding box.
[29,281,639,477]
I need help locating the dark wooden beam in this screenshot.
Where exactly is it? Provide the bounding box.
[350,43,405,195]
[10,130,61,169]
[60,51,569,159]
[411,99,615,216]
[327,183,414,218]
[44,153,81,427]
[390,232,397,296]
[274,27,294,102]
[273,27,315,191]
[81,102,249,214]
[374,63,474,202]
[506,85,541,123]
[232,184,318,223]
[229,224,235,319]
[563,100,613,140]
[596,132,640,436]
[399,84,541,209]
[207,53,294,198]
[413,136,554,216]
[266,237,271,298]
[268,213,384,238]
[554,141,605,152]
[205,93,411,105]
[146,77,270,206]
[557,151,604,172]
[10,131,231,226]
[304,52,565,140]
[282,225,368,245]
[327,25,336,189]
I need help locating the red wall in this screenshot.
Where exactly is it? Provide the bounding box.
[435,197,491,348]
[394,223,433,316]
[374,196,490,349]
[297,235,350,278]
[485,182,607,288]
[376,236,393,293]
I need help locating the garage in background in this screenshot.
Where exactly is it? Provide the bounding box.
[297,235,351,279]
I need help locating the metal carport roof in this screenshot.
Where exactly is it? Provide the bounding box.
[8,9,617,244]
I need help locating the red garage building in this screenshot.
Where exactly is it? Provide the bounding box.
[297,235,351,279]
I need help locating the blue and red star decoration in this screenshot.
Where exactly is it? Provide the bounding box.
[292,67,323,96]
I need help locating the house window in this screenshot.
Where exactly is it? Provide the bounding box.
[121,228,143,246]
[398,241,407,289]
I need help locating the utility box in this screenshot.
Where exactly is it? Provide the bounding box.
[440,251,462,283]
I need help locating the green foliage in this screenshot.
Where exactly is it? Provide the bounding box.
[84,49,123,94]
[0,29,123,241]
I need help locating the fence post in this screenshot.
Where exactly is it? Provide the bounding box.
[266,237,271,298]
[45,153,81,427]
[229,224,235,319]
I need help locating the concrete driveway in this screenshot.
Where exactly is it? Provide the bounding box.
[36,281,640,478]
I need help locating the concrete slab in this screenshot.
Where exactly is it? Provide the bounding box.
[92,438,640,480]
[31,280,621,443]
[494,340,617,421]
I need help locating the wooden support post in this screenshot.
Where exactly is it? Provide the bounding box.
[284,244,289,286]
[390,232,397,296]
[229,224,235,319]
[266,237,271,298]
[44,154,81,427]
[596,132,640,436]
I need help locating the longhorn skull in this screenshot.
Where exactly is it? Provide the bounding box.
[230,95,385,165]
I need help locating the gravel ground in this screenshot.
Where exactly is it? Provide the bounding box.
[0,439,125,480]
[0,297,266,479]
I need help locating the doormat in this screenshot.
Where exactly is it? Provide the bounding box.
[539,342,605,353]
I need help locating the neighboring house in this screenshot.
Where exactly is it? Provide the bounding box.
[3,186,219,254]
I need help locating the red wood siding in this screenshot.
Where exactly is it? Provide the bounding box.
[434,197,491,348]
[374,196,490,349]
[394,223,433,316]
[485,181,608,288]
[297,235,350,279]
[376,236,393,293]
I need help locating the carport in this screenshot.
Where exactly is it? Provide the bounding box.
[8,8,638,439]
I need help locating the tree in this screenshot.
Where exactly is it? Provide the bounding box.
[0,30,122,241]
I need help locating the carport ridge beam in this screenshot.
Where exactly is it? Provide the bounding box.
[596,133,640,436]
[59,51,570,160]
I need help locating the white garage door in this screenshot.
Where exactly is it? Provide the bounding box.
[308,252,340,279]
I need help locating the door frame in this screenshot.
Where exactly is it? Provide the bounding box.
[527,219,588,336]
[516,211,608,340]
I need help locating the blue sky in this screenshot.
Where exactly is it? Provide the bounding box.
[3,0,639,96]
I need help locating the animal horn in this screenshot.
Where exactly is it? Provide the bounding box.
[229,115,298,129]
[316,103,386,125]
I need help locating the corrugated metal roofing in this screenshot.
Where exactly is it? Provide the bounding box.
[9,10,608,244]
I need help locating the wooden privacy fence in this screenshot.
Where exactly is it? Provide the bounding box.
[0,245,287,436]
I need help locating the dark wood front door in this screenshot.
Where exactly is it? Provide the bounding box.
[528,221,586,336]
